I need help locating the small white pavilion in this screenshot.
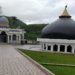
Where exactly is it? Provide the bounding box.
[0,7,25,44]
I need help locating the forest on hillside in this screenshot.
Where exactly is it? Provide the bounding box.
[25,24,46,40]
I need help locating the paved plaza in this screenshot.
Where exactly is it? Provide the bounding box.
[0,45,49,75]
[15,45,41,51]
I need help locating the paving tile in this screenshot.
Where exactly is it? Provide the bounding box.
[0,45,49,75]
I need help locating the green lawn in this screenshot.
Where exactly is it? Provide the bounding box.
[19,49,75,75]
[43,65,75,75]
[19,49,75,64]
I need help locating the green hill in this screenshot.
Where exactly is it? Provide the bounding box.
[6,16,47,40]
[25,24,46,40]
[7,16,27,29]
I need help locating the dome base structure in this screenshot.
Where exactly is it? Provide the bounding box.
[37,38,75,53]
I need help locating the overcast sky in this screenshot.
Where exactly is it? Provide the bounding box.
[0,0,75,24]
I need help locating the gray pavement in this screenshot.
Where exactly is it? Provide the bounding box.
[15,45,41,51]
[0,45,48,75]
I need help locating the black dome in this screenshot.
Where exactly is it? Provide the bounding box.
[42,7,75,40]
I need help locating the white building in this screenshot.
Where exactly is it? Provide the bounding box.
[0,16,25,44]
[37,6,75,53]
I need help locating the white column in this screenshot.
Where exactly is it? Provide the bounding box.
[7,35,9,43]
[58,45,60,52]
[16,35,18,43]
[42,43,44,50]
[16,35,19,41]
[19,35,21,44]
[51,45,53,52]
[43,43,45,50]
[72,46,74,53]
[22,34,24,40]
[65,45,67,53]
[11,35,12,43]
[17,35,18,41]
[41,43,44,50]
[46,43,48,51]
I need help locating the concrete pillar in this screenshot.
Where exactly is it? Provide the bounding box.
[43,43,46,50]
[58,45,60,52]
[51,45,53,52]
[65,45,67,53]
[16,35,19,41]
[19,35,21,44]
[7,35,9,43]
[72,46,74,53]
[11,35,12,43]
[15,35,18,43]
[41,43,43,50]
[22,34,24,40]
[42,43,44,50]
[46,43,48,51]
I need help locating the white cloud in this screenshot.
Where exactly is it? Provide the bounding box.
[0,0,75,24]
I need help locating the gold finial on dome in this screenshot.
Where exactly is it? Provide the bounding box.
[62,5,70,16]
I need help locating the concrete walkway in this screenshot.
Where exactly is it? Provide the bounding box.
[15,45,41,51]
[0,45,50,75]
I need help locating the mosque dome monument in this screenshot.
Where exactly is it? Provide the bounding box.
[37,6,75,54]
[42,6,75,40]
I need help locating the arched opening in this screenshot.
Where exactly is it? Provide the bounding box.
[48,45,51,51]
[67,45,72,52]
[0,31,7,43]
[60,45,65,52]
[53,44,58,51]
[12,34,16,41]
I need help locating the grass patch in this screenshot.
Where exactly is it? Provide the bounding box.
[19,49,75,65]
[43,65,75,75]
[19,49,75,75]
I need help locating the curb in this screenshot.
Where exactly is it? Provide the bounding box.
[17,49,55,75]
[41,63,75,67]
